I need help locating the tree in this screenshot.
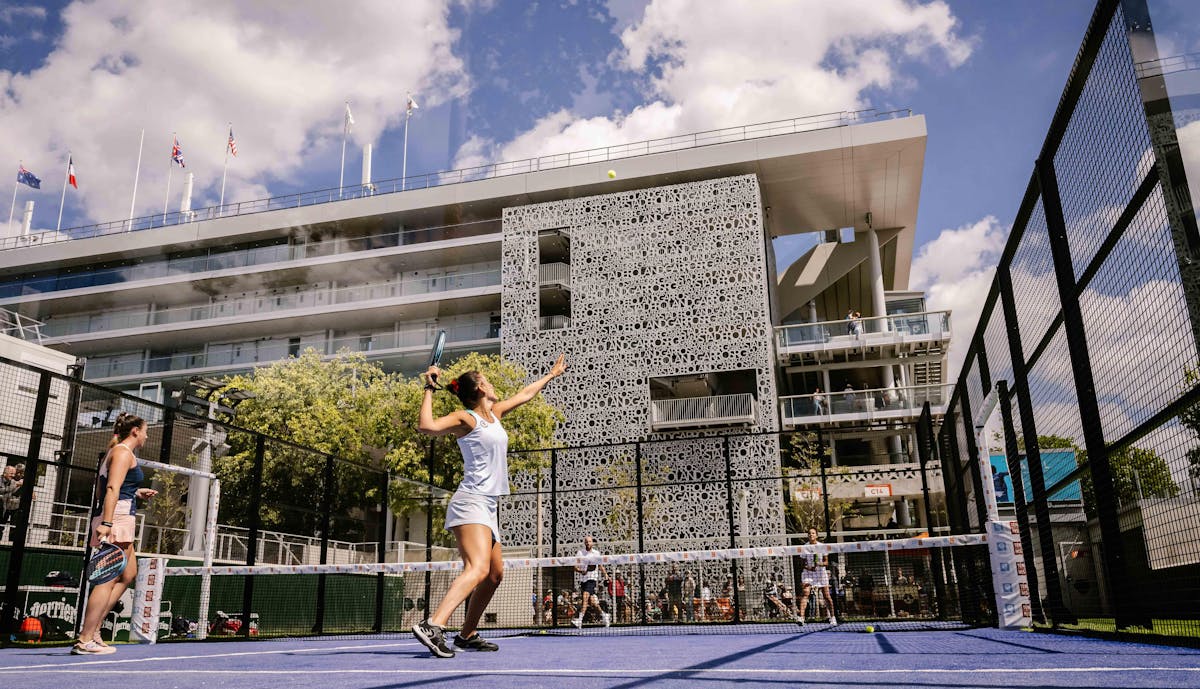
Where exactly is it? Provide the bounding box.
[781,432,857,535]
[1182,368,1200,488]
[212,348,563,542]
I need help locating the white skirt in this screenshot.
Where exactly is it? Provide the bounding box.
[801,568,830,588]
[444,489,500,543]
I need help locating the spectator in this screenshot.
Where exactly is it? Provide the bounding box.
[700,583,713,621]
[1,465,22,523]
[683,572,696,622]
[813,387,826,414]
[858,570,876,615]
[607,572,628,623]
[664,565,684,622]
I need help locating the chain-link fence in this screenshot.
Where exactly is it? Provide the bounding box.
[938,0,1200,643]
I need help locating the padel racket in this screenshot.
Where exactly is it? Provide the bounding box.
[428,329,447,386]
[87,539,126,586]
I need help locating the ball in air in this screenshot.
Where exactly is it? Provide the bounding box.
[864,625,875,633]
[607,169,617,179]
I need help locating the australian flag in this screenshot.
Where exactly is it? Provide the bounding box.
[17,164,40,189]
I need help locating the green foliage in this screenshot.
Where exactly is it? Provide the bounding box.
[212,348,563,538]
[1182,368,1200,487]
[781,432,857,533]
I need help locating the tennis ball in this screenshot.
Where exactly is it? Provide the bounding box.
[539,629,547,635]
[607,169,616,179]
[865,625,875,633]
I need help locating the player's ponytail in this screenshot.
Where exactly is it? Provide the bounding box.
[108,412,146,448]
[448,371,484,407]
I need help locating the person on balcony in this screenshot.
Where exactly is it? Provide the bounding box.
[813,388,826,414]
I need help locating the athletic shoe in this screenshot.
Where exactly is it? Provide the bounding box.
[571,616,582,629]
[412,620,455,658]
[828,616,837,626]
[797,618,806,626]
[71,640,116,655]
[602,612,611,628]
[454,633,499,652]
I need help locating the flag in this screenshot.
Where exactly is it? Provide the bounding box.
[345,102,355,128]
[171,136,186,168]
[67,156,77,189]
[227,127,238,157]
[17,164,40,189]
[406,95,419,116]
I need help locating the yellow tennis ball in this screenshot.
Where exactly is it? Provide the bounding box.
[607,169,616,179]
[865,625,875,633]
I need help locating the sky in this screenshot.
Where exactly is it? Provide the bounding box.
[0,0,1117,364]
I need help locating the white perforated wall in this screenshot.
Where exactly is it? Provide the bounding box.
[499,175,783,554]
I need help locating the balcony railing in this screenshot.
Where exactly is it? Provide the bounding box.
[776,310,951,350]
[0,308,46,343]
[1,108,911,253]
[539,315,571,330]
[0,219,501,301]
[650,393,756,431]
[85,321,500,380]
[538,262,571,288]
[42,267,501,339]
[780,384,952,426]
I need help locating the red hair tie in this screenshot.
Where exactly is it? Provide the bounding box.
[448,379,460,393]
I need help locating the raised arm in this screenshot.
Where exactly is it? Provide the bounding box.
[416,366,473,437]
[493,354,567,418]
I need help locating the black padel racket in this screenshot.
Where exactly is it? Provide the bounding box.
[428,330,447,386]
[87,540,126,586]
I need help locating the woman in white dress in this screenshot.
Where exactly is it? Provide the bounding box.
[412,355,567,658]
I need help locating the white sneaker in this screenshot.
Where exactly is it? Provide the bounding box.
[602,612,611,628]
[829,616,838,626]
[71,640,115,655]
[571,617,581,629]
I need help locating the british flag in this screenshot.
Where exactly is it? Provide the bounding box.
[171,136,186,168]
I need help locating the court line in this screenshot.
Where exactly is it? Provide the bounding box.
[4,666,1199,675]
[0,641,423,670]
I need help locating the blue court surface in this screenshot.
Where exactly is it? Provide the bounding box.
[2,629,1199,689]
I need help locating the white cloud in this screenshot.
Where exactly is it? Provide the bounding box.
[0,0,468,233]
[455,0,974,167]
[910,215,1008,379]
[0,6,47,24]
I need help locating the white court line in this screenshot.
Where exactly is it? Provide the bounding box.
[3,666,1199,676]
[0,641,422,671]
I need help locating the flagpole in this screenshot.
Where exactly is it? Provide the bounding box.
[402,107,410,192]
[8,162,18,230]
[339,101,349,198]
[57,151,70,232]
[128,129,145,232]
[219,123,231,214]
[163,133,175,225]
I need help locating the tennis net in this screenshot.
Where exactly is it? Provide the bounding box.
[151,533,995,639]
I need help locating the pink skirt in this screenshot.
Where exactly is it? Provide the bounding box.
[89,499,137,546]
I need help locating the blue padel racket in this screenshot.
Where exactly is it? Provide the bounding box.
[428,330,446,386]
[87,540,126,586]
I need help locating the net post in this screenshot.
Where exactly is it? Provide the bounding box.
[549,448,559,628]
[635,440,647,625]
[1038,155,1135,628]
[238,434,265,640]
[314,453,335,635]
[197,479,220,638]
[374,469,389,633]
[997,380,1045,624]
[958,390,989,530]
[1,370,51,645]
[423,437,435,623]
[722,434,741,624]
[917,402,949,620]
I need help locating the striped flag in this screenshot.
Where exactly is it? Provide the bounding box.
[171,136,186,168]
[227,126,238,157]
[67,156,77,188]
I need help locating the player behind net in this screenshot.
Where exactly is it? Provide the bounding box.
[799,527,836,626]
[411,354,568,658]
[571,535,610,628]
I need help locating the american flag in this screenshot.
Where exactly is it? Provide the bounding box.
[227,126,238,157]
[171,136,186,168]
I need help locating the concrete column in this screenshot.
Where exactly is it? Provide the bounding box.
[867,228,902,459]
[21,200,33,235]
[808,300,818,324]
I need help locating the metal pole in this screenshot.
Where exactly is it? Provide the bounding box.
[722,435,740,624]
[313,454,335,634]
[635,442,647,625]
[128,129,144,231]
[57,152,69,231]
[339,102,349,198]
[7,163,17,230]
[163,134,174,224]
[374,469,389,633]
[1037,157,1132,627]
[240,435,265,637]
[402,110,410,191]
[997,381,1045,624]
[219,123,231,212]
[423,438,434,620]
[916,402,948,620]
[2,372,51,644]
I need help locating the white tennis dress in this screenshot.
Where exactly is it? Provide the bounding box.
[801,551,830,588]
[444,409,509,542]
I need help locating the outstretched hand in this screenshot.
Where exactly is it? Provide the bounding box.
[550,354,568,378]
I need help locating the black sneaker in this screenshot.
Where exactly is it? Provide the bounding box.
[413,620,455,658]
[453,633,499,652]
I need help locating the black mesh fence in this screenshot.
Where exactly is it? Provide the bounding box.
[939,0,1200,644]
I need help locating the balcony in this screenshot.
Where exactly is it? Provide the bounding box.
[41,267,501,340]
[539,315,571,330]
[538,262,571,289]
[776,311,950,364]
[649,393,756,431]
[779,383,952,428]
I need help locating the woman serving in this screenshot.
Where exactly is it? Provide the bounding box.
[411,355,567,658]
